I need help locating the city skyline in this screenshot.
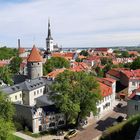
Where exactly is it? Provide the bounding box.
[1,0,140,48]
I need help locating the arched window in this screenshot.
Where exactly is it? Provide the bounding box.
[49,122,55,127]
[58,120,64,125]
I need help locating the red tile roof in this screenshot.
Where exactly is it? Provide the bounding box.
[94,48,108,52]
[51,53,63,57]
[18,48,25,54]
[107,69,121,78]
[121,69,140,79]
[51,52,74,60]
[128,51,139,56]
[70,62,89,72]
[86,56,100,61]
[103,77,116,83]
[27,45,43,62]
[47,68,66,78]
[99,82,112,97]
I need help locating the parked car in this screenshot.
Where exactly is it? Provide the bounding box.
[116,115,124,122]
[116,103,123,108]
[64,129,77,139]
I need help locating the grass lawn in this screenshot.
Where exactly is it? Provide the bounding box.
[7,134,24,140]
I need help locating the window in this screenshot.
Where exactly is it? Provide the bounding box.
[49,122,55,127]
[135,105,138,111]
[20,94,22,98]
[34,91,36,96]
[40,89,42,93]
[132,82,135,86]
[37,90,39,94]
[15,95,17,100]
[58,120,64,125]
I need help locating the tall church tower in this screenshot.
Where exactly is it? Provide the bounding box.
[46,19,54,52]
[27,45,43,79]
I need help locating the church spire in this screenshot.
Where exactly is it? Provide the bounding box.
[47,19,53,40]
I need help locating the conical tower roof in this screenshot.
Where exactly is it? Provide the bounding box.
[27,45,43,62]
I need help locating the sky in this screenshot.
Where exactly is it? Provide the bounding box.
[0,0,140,48]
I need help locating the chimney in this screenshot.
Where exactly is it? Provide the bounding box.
[18,39,21,48]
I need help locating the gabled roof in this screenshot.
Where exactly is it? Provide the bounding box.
[121,69,140,80]
[18,77,48,91]
[107,69,121,78]
[99,82,112,97]
[27,45,43,62]
[47,68,66,79]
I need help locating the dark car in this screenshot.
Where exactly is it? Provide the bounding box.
[116,116,124,122]
[116,103,123,108]
[64,129,77,139]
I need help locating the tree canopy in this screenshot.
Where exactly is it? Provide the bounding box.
[51,70,101,126]
[100,57,113,65]
[131,57,140,70]
[0,92,15,140]
[9,56,22,74]
[80,50,89,56]
[0,66,13,85]
[43,57,70,75]
[0,47,18,60]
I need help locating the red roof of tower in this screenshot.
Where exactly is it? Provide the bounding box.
[27,45,43,62]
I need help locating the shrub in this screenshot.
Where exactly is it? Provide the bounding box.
[100,115,140,140]
[14,122,24,131]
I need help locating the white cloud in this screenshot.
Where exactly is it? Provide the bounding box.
[0,0,140,48]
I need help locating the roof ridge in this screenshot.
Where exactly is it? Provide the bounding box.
[27,45,43,62]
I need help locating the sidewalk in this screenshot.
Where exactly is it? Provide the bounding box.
[92,135,101,140]
[14,131,64,140]
[14,132,35,140]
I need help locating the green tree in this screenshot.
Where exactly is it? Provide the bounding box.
[0,47,18,60]
[103,63,112,74]
[51,70,101,126]
[121,51,130,58]
[100,57,112,65]
[80,50,89,56]
[95,66,104,77]
[0,92,15,140]
[43,57,70,75]
[131,57,140,70]
[0,66,13,85]
[9,56,22,74]
[75,58,82,62]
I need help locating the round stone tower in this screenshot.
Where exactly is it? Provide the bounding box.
[27,45,43,79]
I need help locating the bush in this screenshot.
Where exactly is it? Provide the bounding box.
[100,115,140,140]
[14,122,24,131]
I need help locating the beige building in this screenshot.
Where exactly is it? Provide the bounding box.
[2,85,23,104]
